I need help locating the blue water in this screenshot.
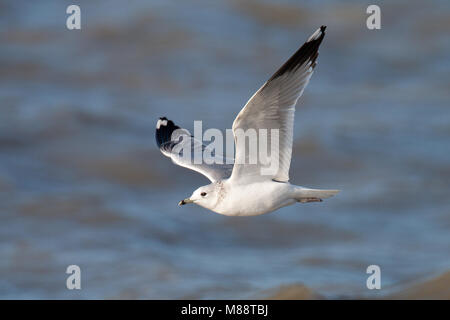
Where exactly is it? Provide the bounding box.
[0,0,449,299]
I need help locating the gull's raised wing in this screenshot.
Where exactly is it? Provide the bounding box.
[156,117,233,183]
[231,26,326,182]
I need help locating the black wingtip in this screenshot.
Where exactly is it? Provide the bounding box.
[155,117,180,149]
[267,26,326,83]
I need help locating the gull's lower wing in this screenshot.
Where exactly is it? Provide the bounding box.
[231,26,326,182]
[155,117,233,183]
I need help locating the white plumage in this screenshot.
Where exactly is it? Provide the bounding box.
[156,26,339,216]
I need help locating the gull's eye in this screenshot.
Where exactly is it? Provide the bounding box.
[201,192,207,197]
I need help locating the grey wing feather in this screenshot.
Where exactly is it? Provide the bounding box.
[231,26,326,182]
[156,117,233,182]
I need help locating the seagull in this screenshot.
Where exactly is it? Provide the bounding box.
[155,26,339,216]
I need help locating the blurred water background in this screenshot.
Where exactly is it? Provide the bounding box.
[0,0,449,299]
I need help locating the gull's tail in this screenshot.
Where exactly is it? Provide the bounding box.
[294,187,340,202]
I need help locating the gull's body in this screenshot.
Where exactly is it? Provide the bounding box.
[156,26,339,216]
[214,180,295,216]
[202,180,297,216]
[184,179,338,217]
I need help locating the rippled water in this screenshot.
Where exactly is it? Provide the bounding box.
[0,0,449,299]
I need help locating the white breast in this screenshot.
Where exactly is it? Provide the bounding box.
[213,180,295,216]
